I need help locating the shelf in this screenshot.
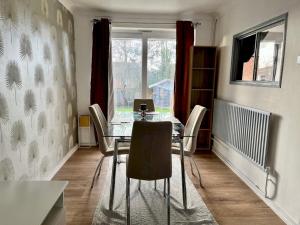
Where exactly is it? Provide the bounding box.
[192,67,216,70]
[192,47,217,68]
[191,69,215,89]
[197,130,211,150]
[190,46,217,151]
[191,91,214,109]
[196,147,211,151]
[191,89,213,91]
[200,111,212,129]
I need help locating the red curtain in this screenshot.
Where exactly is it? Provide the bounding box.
[90,18,110,119]
[174,21,194,124]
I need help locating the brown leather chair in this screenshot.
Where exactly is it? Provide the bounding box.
[126,121,172,225]
[133,99,155,112]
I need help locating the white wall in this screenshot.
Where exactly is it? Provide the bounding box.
[214,0,300,224]
[73,9,216,115]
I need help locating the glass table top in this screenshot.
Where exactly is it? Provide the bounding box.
[103,112,190,138]
[111,112,181,124]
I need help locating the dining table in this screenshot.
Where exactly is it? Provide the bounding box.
[105,112,192,211]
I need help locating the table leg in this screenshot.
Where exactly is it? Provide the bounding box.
[180,139,187,209]
[109,139,119,210]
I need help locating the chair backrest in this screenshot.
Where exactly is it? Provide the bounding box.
[89,105,109,154]
[127,121,172,180]
[133,99,155,112]
[184,105,207,154]
[92,104,112,146]
[94,104,107,127]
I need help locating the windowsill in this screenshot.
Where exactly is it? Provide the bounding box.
[230,80,281,88]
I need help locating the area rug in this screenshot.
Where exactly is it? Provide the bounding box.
[92,156,218,225]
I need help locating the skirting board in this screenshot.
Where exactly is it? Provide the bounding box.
[212,138,298,225]
[45,144,79,181]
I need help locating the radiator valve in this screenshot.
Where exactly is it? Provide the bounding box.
[264,166,271,198]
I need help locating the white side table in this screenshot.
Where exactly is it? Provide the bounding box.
[0,181,68,225]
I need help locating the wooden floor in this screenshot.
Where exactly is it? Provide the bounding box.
[53,149,285,225]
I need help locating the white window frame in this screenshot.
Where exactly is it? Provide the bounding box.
[111,29,176,99]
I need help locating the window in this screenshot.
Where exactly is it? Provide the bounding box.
[230,13,287,87]
[111,38,142,112]
[147,39,176,113]
[112,30,176,115]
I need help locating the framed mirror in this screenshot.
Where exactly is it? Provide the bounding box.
[230,13,288,87]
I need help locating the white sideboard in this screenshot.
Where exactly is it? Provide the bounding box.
[0,181,68,225]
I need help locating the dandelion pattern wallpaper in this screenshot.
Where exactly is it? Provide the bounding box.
[0,0,77,180]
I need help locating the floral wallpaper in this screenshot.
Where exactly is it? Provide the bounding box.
[0,0,77,181]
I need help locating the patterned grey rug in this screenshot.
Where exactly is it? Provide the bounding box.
[92,156,218,225]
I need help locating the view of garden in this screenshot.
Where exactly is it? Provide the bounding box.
[112,37,176,115]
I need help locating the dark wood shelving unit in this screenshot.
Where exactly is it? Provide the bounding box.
[188,46,217,151]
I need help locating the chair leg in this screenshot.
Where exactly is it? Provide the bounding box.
[138,180,141,191]
[96,155,105,178]
[117,155,125,164]
[167,178,170,225]
[191,157,204,188]
[154,180,157,190]
[126,177,130,225]
[163,179,166,197]
[109,140,119,210]
[189,158,196,176]
[91,155,105,189]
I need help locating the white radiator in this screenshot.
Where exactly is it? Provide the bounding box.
[212,99,271,169]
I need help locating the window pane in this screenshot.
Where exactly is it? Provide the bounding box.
[237,34,256,81]
[256,24,285,82]
[112,39,142,113]
[242,56,255,81]
[147,39,176,115]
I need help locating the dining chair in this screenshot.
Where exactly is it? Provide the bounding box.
[126,121,172,225]
[89,104,130,189]
[172,105,207,187]
[93,104,107,125]
[92,104,111,143]
[133,99,155,112]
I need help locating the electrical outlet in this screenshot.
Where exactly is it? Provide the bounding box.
[297,56,300,64]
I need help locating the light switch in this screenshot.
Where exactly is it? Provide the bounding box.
[297,56,300,64]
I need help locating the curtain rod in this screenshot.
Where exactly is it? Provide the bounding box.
[91,19,201,27]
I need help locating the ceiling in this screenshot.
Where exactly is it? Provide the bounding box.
[65,0,231,14]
